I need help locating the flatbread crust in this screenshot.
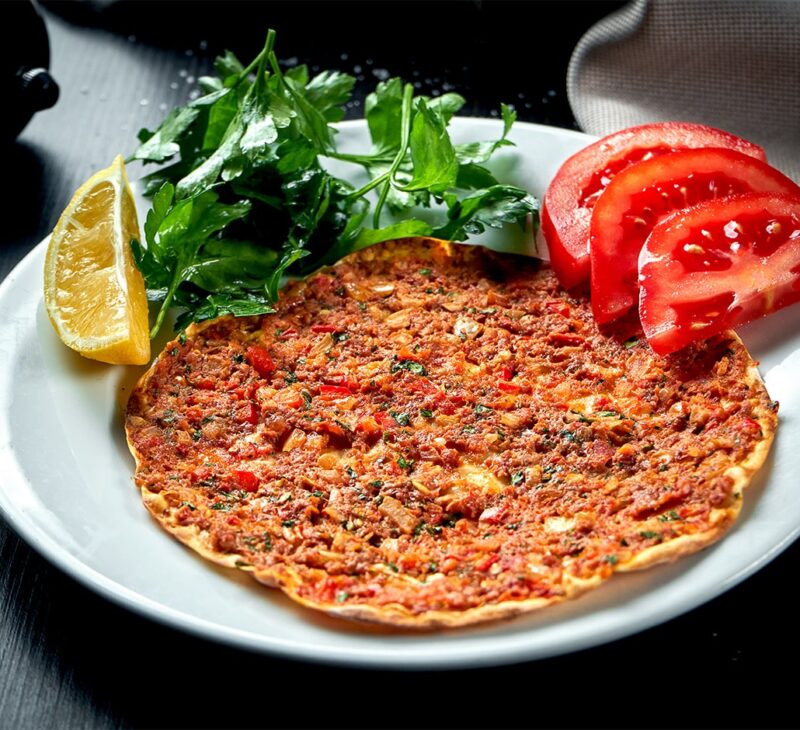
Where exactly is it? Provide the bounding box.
[126,238,778,629]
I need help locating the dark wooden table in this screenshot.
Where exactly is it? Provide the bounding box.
[1,2,796,727]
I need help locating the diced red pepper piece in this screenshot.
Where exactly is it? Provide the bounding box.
[498,381,521,394]
[475,553,501,571]
[356,416,383,437]
[500,365,514,381]
[546,301,571,317]
[439,393,465,414]
[311,324,338,333]
[235,402,259,424]
[233,470,259,492]
[406,377,438,395]
[739,417,763,436]
[319,384,352,399]
[190,466,211,483]
[318,576,348,602]
[439,401,457,415]
[275,390,305,409]
[374,411,396,428]
[324,374,359,391]
[278,327,298,339]
[246,346,276,378]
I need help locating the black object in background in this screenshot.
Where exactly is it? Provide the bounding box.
[3,1,59,142]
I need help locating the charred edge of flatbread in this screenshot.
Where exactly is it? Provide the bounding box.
[124,314,226,467]
[124,323,247,571]
[128,494,602,629]
[617,336,777,573]
[249,564,601,630]
[133,477,569,629]
[126,425,244,573]
[132,486,601,630]
[139,488,245,570]
[123,238,778,630]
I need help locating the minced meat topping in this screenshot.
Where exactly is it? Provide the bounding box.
[126,239,777,623]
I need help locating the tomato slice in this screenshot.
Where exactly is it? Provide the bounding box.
[590,148,800,324]
[541,123,766,290]
[639,193,800,356]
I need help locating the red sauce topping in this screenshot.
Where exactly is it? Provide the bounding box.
[126,239,776,624]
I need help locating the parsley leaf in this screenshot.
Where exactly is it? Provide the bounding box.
[128,30,538,337]
[133,106,201,164]
[400,98,458,194]
[365,77,405,156]
[305,70,356,122]
[390,359,428,376]
[433,185,537,242]
[454,103,516,165]
[390,411,410,426]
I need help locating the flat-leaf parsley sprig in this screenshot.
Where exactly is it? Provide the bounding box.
[128,29,537,337]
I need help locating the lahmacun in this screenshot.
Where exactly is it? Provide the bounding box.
[125,238,777,628]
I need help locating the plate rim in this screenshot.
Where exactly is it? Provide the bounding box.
[1,117,797,669]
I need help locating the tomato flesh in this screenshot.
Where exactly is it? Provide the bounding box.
[579,145,674,210]
[590,148,800,324]
[639,193,800,355]
[541,123,766,290]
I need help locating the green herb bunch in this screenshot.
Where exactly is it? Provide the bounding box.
[129,30,537,337]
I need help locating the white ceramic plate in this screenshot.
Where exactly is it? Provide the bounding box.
[2,119,799,669]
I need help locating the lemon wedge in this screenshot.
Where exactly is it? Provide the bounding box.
[44,155,150,365]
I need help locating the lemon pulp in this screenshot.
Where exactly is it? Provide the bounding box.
[44,155,150,365]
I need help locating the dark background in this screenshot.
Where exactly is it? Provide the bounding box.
[2,1,797,728]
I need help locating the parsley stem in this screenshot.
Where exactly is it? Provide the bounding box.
[348,170,391,200]
[347,83,414,207]
[150,270,181,339]
[372,83,414,227]
[267,50,283,81]
[236,29,276,86]
[325,152,394,166]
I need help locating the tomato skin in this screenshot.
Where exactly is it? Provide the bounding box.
[542,123,766,290]
[639,193,800,356]
[590,148,800,324]
[541,203,593,290]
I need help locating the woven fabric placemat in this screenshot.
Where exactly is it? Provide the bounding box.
[568,0,799,181]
